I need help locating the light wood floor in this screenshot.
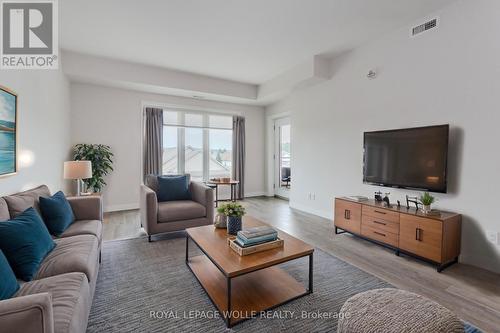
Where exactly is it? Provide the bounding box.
[103,197,500,332]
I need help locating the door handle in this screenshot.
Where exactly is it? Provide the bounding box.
[374,210,387,215]
[415,228,419,241]
[344,209,351,220]
[374,231,386,237]
[373,221,386,226]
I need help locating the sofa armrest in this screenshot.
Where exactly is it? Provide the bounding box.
[0,293,54,333]
[140,185,158,235]
[190,182,214,222]
[67,196,103,221]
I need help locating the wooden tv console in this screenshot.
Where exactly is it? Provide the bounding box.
[334,197,462,272]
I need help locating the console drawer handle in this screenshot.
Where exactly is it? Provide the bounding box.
[416,228,423,241]
[373,231,386,237]
[344,209,351,220]
[374,210,387,215]
[373,221,386,226]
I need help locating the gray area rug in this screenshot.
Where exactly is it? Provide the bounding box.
[87,235,392,332]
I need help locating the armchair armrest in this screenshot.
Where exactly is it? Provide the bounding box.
[67,196,103,221]
[0,293,54,333]
[190,182,214,222]
[140,185,158,235]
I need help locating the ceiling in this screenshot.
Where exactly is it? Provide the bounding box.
[60,0,456,85]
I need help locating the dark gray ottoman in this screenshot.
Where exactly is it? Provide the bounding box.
[338,288,465,333]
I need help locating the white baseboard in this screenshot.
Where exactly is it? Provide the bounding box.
[244,191,267,198]
[289,201,332,220]
[105,203,140,213]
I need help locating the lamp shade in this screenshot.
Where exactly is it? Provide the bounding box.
[64,161,92,179]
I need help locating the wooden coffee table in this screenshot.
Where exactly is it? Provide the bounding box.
[185,216,314,327]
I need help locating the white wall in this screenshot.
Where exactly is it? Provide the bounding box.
[0,68,71,196]
[70,83,266,212]
[267,0,500,273]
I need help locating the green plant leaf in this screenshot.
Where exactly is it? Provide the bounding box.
[73,143,114,192]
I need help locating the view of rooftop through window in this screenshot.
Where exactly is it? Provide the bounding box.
[162,110,233,182]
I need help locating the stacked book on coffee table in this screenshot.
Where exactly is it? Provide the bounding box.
[229,226,283,256]
[235,226,278,247]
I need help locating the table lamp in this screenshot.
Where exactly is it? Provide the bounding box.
[64,161,92,196]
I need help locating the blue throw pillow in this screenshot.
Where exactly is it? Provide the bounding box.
[157,175,191,202]
[0,207,56,281]
[39,191,75,236]
[0,250,19,300]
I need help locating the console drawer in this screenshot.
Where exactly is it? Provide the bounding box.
[362,205,400,224]
[334,199,362,234]
[362,215,400,234]
[361,225,399,247]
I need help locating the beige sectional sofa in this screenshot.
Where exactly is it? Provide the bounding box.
[0,185,102,333]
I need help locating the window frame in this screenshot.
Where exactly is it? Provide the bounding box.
[162,109,233,182]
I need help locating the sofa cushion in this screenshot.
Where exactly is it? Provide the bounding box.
[35,234,98,282]
[158,200,206,223]
[3,185,51,218]
[0,250,19,300]
[157,175,192,202]
[0,208,56,281]
[0,197,9,221]
[39,191,76,236]
[16,272,91,333]
[59,220,102,244]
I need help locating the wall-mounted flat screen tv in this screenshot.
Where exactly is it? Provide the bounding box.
[363,125,449,193]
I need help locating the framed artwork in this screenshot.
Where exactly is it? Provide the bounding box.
[0,86,17,177]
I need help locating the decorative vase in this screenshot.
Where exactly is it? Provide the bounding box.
[423,204,431,214]
[214,213,227,229]
[227,216,242,235]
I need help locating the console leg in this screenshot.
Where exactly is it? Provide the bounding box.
[148,235,152,242]
[395,250,400,256]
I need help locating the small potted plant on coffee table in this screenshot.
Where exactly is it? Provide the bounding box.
[220,202,246,235]
[214,206,227,229]
[419,192,436,214]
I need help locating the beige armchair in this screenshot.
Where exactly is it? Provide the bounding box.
[140,175,214,241]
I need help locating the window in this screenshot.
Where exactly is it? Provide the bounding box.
[161,109,233,182]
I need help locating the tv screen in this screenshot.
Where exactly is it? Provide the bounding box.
[363,125,449,193]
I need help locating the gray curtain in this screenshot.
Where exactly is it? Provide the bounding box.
[144,107,163,178]
[232,116,245,199]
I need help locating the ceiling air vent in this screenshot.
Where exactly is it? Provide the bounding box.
[411,18,438,37]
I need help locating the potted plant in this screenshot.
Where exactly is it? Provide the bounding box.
[73,144,114,193]
[419,192,436,214]
[214,206,228,229]
[220,202,246,235]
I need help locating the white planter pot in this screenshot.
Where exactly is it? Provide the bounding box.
[422,204,431,214]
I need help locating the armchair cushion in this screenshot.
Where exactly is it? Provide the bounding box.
[145,174,191,194]
[157,175,191,202]
[157,201,206,223]
[0,208,56,281]
[39,191,75,237]
[0,250,19,300]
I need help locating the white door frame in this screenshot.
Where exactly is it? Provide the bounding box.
[273,117,291,199]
